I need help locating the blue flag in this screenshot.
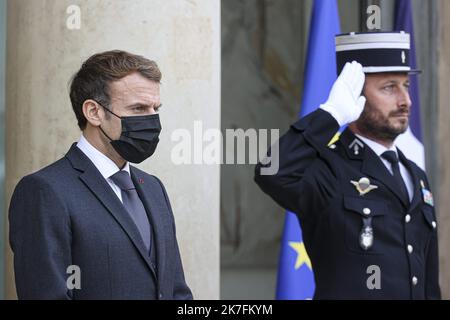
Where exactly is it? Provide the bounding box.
[394,0,421,141]
[276,0,340,300]
[393,0,425,169]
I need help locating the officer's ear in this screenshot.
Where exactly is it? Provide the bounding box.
[83,99,104,128]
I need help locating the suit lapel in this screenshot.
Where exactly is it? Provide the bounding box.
[131,167,167,287]
[340,129,409,209]
[398,149,422,213]
[65,144,157,278]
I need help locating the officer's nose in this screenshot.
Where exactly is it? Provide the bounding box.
[398,86,412,110]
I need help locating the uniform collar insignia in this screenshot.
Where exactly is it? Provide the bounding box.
[349,139,364,156]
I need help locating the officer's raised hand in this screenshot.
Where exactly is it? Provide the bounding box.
[320,61,366,126]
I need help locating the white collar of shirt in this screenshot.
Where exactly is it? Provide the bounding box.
[76,134,130,179]
[355,133,414,201]
[355,134,398,157]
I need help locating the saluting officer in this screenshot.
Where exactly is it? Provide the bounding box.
[255,32,441,300]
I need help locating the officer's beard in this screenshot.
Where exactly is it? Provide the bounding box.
[355,101,409,143]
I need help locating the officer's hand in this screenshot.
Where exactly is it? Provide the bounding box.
[320,61,366,126]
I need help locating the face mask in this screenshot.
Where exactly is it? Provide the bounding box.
[98,104,162,163]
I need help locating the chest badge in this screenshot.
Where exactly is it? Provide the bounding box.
[351,177,378,196]
[420,179,434,206]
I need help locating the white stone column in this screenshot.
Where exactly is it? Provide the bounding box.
[5,0,220,299]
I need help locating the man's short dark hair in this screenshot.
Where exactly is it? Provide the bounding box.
[69,50,162,130]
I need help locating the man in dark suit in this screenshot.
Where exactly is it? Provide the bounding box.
[9,50,193,300]
[255,32,441,299]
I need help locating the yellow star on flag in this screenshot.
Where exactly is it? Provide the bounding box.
[288,241,312,270]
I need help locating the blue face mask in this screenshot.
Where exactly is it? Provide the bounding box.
[98,103,162,163]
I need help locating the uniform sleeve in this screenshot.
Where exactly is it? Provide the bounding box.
[424,175,441,299]
[254,109,340,218]
[9,175,73,300]
[425,227,441,299]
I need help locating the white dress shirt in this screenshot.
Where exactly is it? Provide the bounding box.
[76,134,130,203]
[356,134,414,201]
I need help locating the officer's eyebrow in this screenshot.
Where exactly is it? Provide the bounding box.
[379,80,397,86]
[379,79,409,87]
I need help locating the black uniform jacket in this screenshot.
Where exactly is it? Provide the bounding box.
[255,109,441,300]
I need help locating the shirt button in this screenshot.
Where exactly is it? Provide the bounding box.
[405,214,411,223]
[159,293,163,299]
[412,276,418,286]
[407,245,413,254]
[432,221,437,229]
[363,208,371,215]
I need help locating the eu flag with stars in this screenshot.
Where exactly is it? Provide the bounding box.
[276,0,340,300]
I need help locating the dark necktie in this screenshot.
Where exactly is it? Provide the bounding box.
[110,170,152,254]
[381,151,409,204]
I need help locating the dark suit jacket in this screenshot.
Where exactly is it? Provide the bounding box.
[9,143,193,300]
[255,109,441,300]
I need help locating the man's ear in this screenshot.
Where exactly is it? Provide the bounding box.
[82,100,103,127]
